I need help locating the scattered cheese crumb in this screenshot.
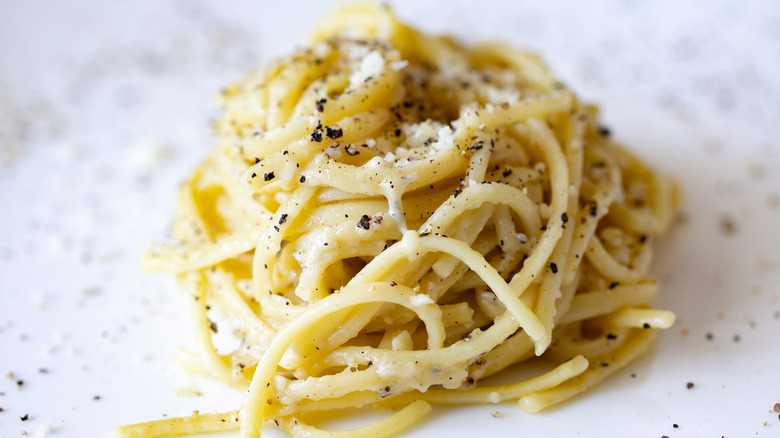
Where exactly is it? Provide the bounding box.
[432,126,455,151]
[409,294,434,306]
[34,422,52,438]
[389,60,408,71]
[349,51,385,88]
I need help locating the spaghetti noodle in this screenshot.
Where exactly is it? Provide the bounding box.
[115,3,680,437]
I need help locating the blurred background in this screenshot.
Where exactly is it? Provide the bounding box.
[1,0,779,436]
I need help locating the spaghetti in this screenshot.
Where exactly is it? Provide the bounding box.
[116,3,680,437]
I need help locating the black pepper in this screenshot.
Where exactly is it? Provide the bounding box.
[609,282,619,289]
[263,171,275,181]
[686,382,695,389]
[279,214,288,225]
[561,212,568,228]
[357,215,371,230]
[21,414,29,421]
[326,126,343,139]
[549,263,558,273]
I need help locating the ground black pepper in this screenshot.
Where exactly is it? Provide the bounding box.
[686,382,694,389]
[326,126,343,139]
[264,171,275,181]
[357,215,371,230]
[549,263,558,273]
[279,214,288,225]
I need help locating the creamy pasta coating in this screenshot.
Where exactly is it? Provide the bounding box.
[115,3,680,438]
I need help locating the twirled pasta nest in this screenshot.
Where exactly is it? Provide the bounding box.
[118,3,680,437]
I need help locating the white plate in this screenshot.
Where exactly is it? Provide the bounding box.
[1,1,779,436]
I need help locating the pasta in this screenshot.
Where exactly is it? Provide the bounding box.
[115,3,680,437]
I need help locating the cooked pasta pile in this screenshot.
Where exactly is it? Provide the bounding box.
[116,3,680,437]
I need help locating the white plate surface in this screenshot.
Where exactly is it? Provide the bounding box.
[1,1,779,437]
